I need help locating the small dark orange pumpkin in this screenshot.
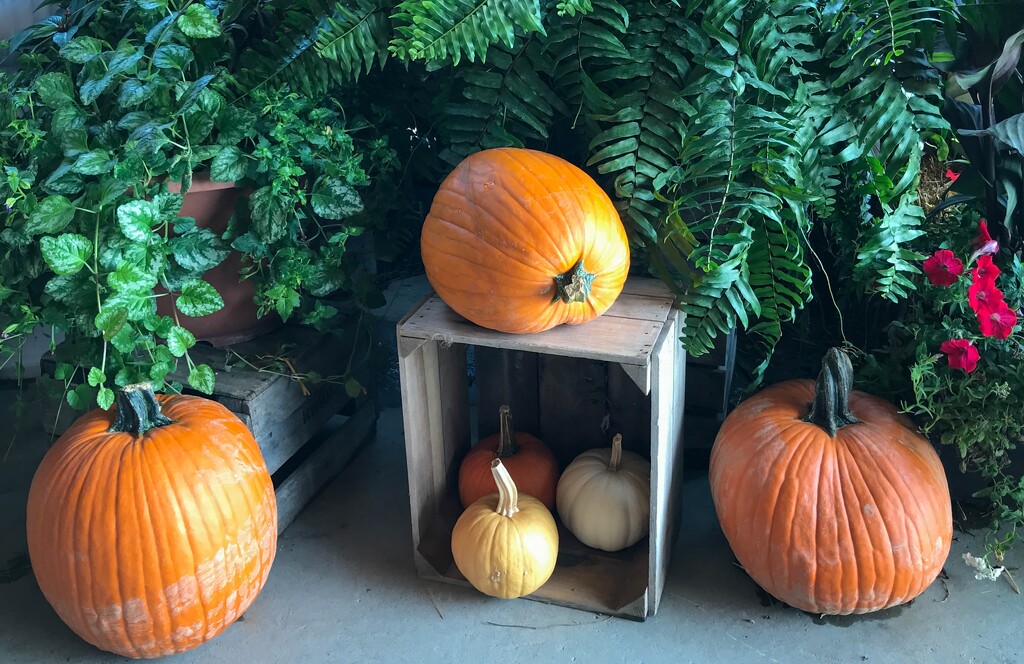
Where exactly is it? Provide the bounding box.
[458,405,559,510]
[26,384,277,658]
[709,348,952,615]
[420,147,630,334]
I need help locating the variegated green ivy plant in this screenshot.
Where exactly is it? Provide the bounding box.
[0,1,397,410]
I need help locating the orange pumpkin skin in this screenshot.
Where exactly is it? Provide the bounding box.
[420,148,630,334]
[709,351,952,615]
[26,386,278,658]
[458,406,558,510]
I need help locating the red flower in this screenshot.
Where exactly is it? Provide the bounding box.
[972,254,1001,286]
[978,303,1018,339]
[945,169,960,183]
[973,219,999,256]
[940,339,980,373]
[922,249,964,287]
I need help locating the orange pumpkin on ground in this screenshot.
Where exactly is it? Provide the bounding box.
[420,147,630,334]
[26,384,277,658]
[709,348,952,615]
[459,404,559,510]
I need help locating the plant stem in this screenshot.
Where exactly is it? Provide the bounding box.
[491,459,520,518]
[608,433,623,471]
[108,383,174,436]
[805,347,861,436]
[495,404,518,457]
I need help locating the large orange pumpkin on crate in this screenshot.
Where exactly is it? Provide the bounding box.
[420,148,630,334]
[709,348,952,615]
[26,384,278,658]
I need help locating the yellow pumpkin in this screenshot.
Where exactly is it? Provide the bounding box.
[451,459,559,599]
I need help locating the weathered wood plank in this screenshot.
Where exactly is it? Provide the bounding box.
[399,297,661,365]
[607,363,652,459]
[603,295,675,323]
[647,308,685,616]
[474,347,540,440]
[619,278,675,298]
[538,355,610,469]
[273,399,377,534]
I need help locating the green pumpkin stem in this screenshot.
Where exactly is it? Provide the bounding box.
[491,459,520,518]
[805,348,861,437]
[109,383,174,437]
[609,433,623,472]
[496,405,518,458]
[553,259,596,304]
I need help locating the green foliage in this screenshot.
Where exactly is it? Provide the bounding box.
[297,0,948,383]
[0,1,398,408]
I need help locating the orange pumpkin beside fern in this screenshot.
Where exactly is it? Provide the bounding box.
[459,405,559,510]
[420,147,630,334]
[709,348,952,615]
[26,384,278,658]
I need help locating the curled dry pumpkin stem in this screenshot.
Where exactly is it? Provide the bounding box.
[491,459,520,518]
[495,404,518,458]
[805,347,861,437]
[608,433,623,472]
[552,259,596,304]
[109,383,175,437]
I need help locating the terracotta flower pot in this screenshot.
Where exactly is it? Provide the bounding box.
[156,174,282,347]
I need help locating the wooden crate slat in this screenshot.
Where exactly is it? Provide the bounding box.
[257,380,350,476]
[273,398,376,534]
[603,294,675,323]
[400,296,661,365]
[474,347,540,440]
[647,307,686,615]
[619,279,675,298]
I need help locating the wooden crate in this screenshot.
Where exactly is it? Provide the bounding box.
[39,325,376,534]
[397,278,685,620]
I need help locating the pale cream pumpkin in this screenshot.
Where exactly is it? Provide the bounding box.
[451,459,559,599]
[556,434,651,552]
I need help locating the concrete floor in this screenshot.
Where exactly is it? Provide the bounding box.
[0,403,1018,664]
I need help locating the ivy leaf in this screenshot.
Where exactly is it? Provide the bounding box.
[176,279,224,317]
[344,377,363,398]
[114,153,145,182]
[98,178,129,207]
[215,106,257,145]
[66,384,95,411]
[40,234,92,275]
[175,74,215,115]
[97,387,115,411]
[153,192,184,220]
[80,74,114,105]
[145,14,176,44]
[311,178,363,220]
[167,325,196,357]
[105,289,156,321]
[110,325,138,353]
[116,200,160,241]
[51,105,85,133]
[153,44,193,70]
[29,196,76,234]
[137,0,168,10]
[188,363,216,394]
[108,262,158,293]
[60,37,104,63]
[44,164,84,196]
[108,45,144,76]
[87,366,105,387]
[119,78,157,107]
[72,150,113,175]
[178,5,221,39]
[95,306,129,341]
[35,73,75,105]
[171,229,230,272]
[250,185,288,243]
[210,146,249,182]
[53,362,74,380]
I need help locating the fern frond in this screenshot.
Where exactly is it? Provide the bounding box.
[390,0,546,66]
[438,35,566,165]
[315,0,392,80]
[854,186,927,302]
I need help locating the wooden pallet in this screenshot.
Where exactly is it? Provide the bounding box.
[397,278,686,621]
[39,325,376,534]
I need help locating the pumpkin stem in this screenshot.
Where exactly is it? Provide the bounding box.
[109,383,174,437]
[491,459,520,518]
[805,348,861,437]
[553,259,596,304]
[495,405,519,458]
[609,433,623,471]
